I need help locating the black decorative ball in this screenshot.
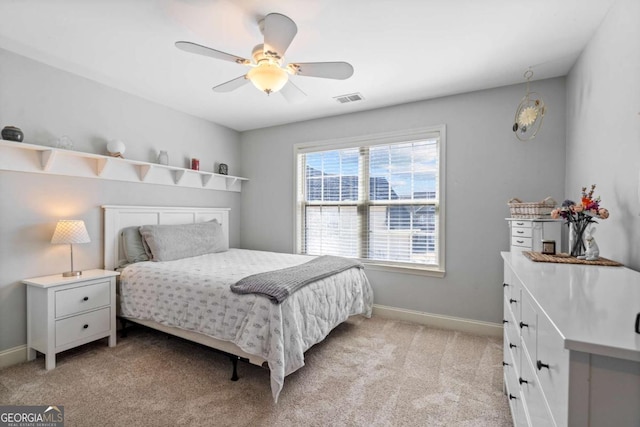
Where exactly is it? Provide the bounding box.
[2,126,24,142]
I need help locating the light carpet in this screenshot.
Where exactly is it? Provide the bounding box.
[0,315,512,426]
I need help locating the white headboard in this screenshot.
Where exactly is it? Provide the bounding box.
[102,205,230,270]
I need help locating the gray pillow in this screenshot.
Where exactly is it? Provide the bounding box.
[121,226,150,264]
[139,220,228,262]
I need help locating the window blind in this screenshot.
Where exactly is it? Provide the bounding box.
[296,133,442,270]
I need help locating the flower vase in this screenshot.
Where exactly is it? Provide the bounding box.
[569,222,588,257]
[157,150,168,165]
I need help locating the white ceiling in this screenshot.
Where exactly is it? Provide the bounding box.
[0,0,614,132]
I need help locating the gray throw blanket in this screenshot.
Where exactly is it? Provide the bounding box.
[230,255,364,304]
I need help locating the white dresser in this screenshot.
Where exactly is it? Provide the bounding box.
[24,269,119,370]
[502,252,640,426]
[506,218,562,253]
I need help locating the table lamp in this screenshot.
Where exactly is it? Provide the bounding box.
[51,220,91,277]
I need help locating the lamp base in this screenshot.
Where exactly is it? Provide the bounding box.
[62,271,83,277]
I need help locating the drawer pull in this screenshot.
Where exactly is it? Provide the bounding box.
[503,319,509,324]
[635,312,640,334]
[518,377,528,385]
[536,360,550,370]
[509,394,518,400]
[83,296,89,301]
[503,283,509,288]
[509,298,517,304]
[509,343,517,349]
[516,230,524,234]
[502,361,510,366]
[516,240,524,244]
[83,324,89,329]
[519,322,529,329]
[516,222,525,226]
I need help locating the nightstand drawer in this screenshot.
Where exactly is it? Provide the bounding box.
[55,280,111,318]
[511,236,532,248]
[55,307,111,347]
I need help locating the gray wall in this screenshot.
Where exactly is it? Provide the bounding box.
[239,78,567,324]
[566,0,640,270]
[0,49,241,352]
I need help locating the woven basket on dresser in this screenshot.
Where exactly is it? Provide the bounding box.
[508,197,556,218]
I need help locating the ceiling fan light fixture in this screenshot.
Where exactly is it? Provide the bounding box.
[247,62,288,95]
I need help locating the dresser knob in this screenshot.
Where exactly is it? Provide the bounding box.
[509,343,517,349]
[83,324,89,329]
[519,322,529,329]
[509,298,517,304]
[537,360,550,370]
[83,296,89,301]
[509,394,517,400]
[519,377,528,385]
[502,361,510,366]
[503,319,509,324]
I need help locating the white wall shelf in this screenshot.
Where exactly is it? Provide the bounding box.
[0,140,248,192]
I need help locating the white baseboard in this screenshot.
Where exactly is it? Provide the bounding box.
[372,304,504,338]
[0,345,27,369]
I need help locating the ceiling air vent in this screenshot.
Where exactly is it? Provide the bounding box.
[333,93,365,104]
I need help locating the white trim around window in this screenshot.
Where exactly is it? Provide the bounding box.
[293,125,446,277]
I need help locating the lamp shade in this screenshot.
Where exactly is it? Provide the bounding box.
[51,220,91,244]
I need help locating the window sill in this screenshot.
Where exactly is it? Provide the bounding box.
[363,261,445,278]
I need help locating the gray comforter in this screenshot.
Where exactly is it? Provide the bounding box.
[230,255,364,303]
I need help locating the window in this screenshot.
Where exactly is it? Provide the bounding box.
[295,127,445,274]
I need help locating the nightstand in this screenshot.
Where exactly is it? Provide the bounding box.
[23,269,119,370]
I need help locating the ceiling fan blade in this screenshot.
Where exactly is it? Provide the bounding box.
[287,62,354,80]
[280,80,306,103]
[175,41,250,65]
[212,75,249,92]
[262,13,297,59]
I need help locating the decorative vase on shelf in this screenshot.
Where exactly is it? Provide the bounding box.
[1,126,24,142]
[157,150,168,165]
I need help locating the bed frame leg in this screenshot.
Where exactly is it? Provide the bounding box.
[230,355,240,381]
[119,318,129,338]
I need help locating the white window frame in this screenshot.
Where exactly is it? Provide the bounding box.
[293,125,446,277]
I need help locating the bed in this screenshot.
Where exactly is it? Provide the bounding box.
[102,205,373,402]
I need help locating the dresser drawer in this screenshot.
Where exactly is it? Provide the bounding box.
[520,351,555,427]
[520,293,538,367]
[504,341,527,427]
[536,310,569,425]
[55,280,111,318]
[55,307,111,348]
[504,298,522,376]
[503,265,522,307]
[512,227,533,238]
[511,236,533,248]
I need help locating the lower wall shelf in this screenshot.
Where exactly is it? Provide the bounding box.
[0,140,248,192]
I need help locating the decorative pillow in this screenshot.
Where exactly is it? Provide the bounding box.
[139,220,228,262]
[120,226,150,264]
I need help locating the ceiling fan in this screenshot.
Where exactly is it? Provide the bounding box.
[175,13,354,102]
